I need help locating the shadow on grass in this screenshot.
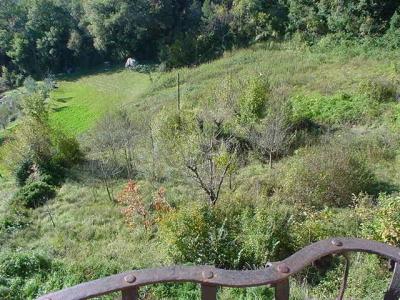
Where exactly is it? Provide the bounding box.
[56,61,159,83]
[369,180,399,196]
[0,134,5,147]
[0,128,12,147]
[52,106,68,113]
[55,97,73,103]
[57,65,126,83]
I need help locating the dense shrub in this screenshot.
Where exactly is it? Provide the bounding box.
[2,120,51,173]
[0,209,28,233]
[359,78,397,102]
[362,194,400,246]
[288,1,399,41]
[0,77,8,93]
[159,200,296,269]
[4,126,76,187]
[238,76,270,124]
[381,10,400,49]
[291,92,379,125]
[54,134,84,167]
[14,158,34,187]
[155,108,197,159]
[0,67,24,88]
[159,202,243,269]
[160,34,198,69]
[0,251,55,300]
[275,143,375,209]
[12,181,56,208]
[37,163,65,186]
[239,203,294,266]
[292,207,362,249]
[14,158,65,187]
[0,251,52,279]
[343,255,390,299]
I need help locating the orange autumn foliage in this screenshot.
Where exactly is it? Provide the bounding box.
[117,181,172,229]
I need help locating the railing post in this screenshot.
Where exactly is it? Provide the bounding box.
[121,287,139,300]
[35,239,400,300]
[201,284,217,300]
[336,254,350,300]
[275,279,289,300]
[385,262,400,300]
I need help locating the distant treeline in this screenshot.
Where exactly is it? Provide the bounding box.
[0,0,400,82]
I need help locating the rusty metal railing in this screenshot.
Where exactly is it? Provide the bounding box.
[37,238,400,300]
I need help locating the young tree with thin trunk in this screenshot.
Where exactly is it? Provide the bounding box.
[181,121,237,205]
[251,89,294,168]
[87,109,137,201]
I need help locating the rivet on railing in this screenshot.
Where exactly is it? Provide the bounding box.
[124,274,136,283]
[277,263,290,274]
[332,239,343,247]
[202,270,214,279]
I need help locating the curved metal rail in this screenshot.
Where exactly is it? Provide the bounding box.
[37,237,400,300]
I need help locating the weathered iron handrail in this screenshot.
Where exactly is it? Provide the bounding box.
[37,238,400,300]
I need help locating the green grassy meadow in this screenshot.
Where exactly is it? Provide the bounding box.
[2,42,400,299]
[50,68,152,135]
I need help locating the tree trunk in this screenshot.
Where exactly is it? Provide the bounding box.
[103,179,114,203]
[149,127,157,181]
[209,189,217,206]
[269,152,273,169]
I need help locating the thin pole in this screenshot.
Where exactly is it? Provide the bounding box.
[45,201,56,228]
[177,73,181,112]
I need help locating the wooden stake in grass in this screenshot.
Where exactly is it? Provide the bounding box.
[177,73,181,112]
[44,199,56,228]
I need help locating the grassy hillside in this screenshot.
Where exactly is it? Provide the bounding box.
[48,44,400,136]
[1,42,400,299]
[50,69,152,135]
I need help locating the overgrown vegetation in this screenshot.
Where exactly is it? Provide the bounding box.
[1,4,400,297]
[1,0,400,88]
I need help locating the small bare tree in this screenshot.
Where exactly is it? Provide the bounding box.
[182,121,237,205]
[87,108,137,201]
[86,155,123,203]
[251,89,294,168]
[90,109,137,176]
[113,109,137,178]
[155,87,240,204]
[134,116,163,183]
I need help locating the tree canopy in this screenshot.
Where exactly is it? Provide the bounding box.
[0,0,399,82]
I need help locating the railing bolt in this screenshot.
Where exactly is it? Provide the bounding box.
[277,263,290,274]
[332,239,343,247]
[124,274,136,283]
[202,270,214,279]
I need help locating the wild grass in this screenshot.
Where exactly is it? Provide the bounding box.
[47,42,400,138]
[50,68,152,135]
[2,42,400,299]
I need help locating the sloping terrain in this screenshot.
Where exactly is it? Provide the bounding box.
[1,43,400,299]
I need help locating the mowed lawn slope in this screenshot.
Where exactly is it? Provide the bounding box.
[50,69,152,135]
